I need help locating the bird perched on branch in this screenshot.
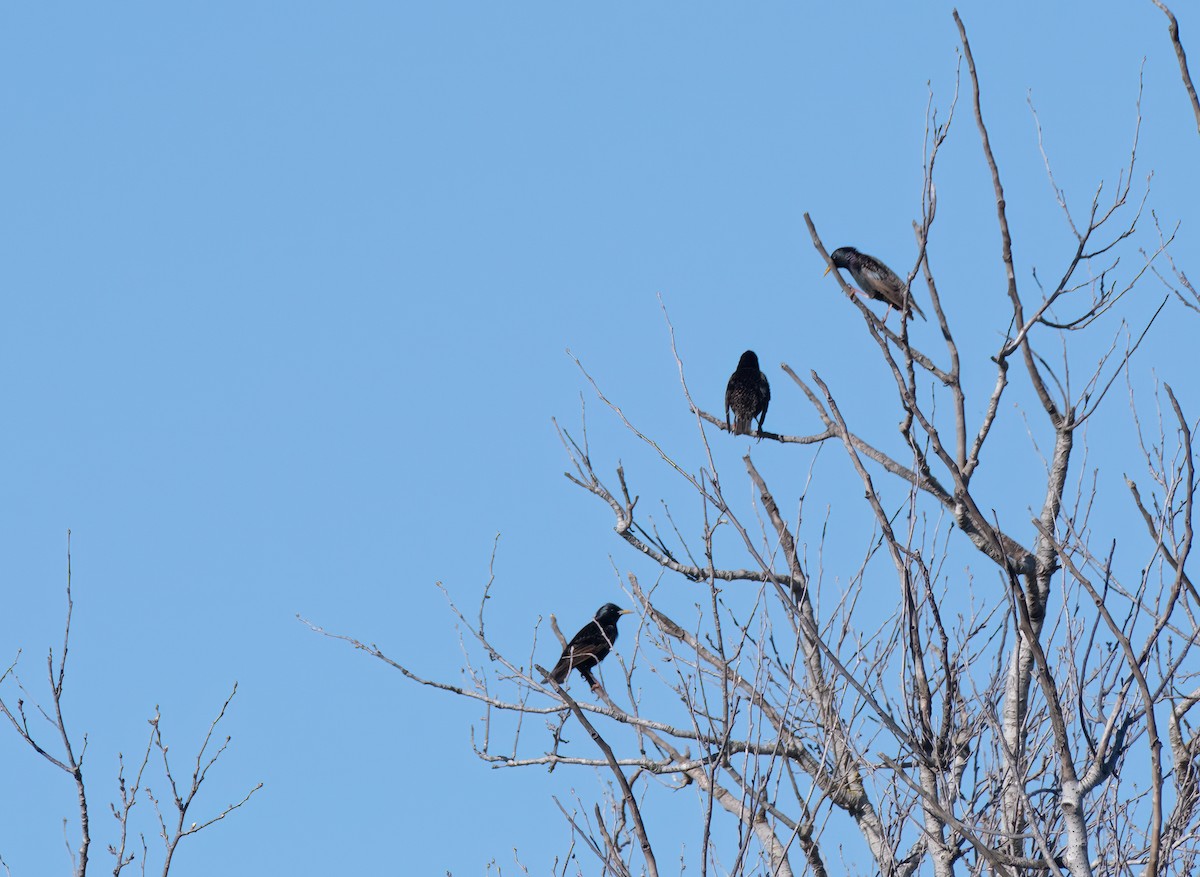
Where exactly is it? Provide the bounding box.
[548,603,633,688]
[824,246,926,321]
[725,350,771,438]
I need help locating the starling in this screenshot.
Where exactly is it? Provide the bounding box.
[725,350,771,437]
[824,247,927,320]
[548,603,633,688]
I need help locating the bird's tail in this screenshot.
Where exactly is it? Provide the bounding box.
[909,298,928,321]
[733,416,750,436]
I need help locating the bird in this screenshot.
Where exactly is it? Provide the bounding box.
[824,247,927,321]
[725,350,771,437]
[547,603,633,688]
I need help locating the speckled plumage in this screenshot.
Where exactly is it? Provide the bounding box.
[725,350,771,437]
[548,603,632,687]
[826,247,927,320]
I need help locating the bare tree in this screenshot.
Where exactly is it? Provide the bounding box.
[0,534,262,877]
[314,11,1200,877]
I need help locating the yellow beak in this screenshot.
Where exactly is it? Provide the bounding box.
[619,609,633,615]
[822,264,833,277]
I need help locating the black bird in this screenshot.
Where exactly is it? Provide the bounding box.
[548,603,633,688]
[824,247,927,321]
[725,350,771,437]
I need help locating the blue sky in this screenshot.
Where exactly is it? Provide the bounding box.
[2,2,1197,874]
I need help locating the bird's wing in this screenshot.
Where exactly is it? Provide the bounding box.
[759,372,770,419]
[858,260,904,303]
[860,257,900,286]
[548,656,573,684]
[549,642,598,683]
[563,622,610,661]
